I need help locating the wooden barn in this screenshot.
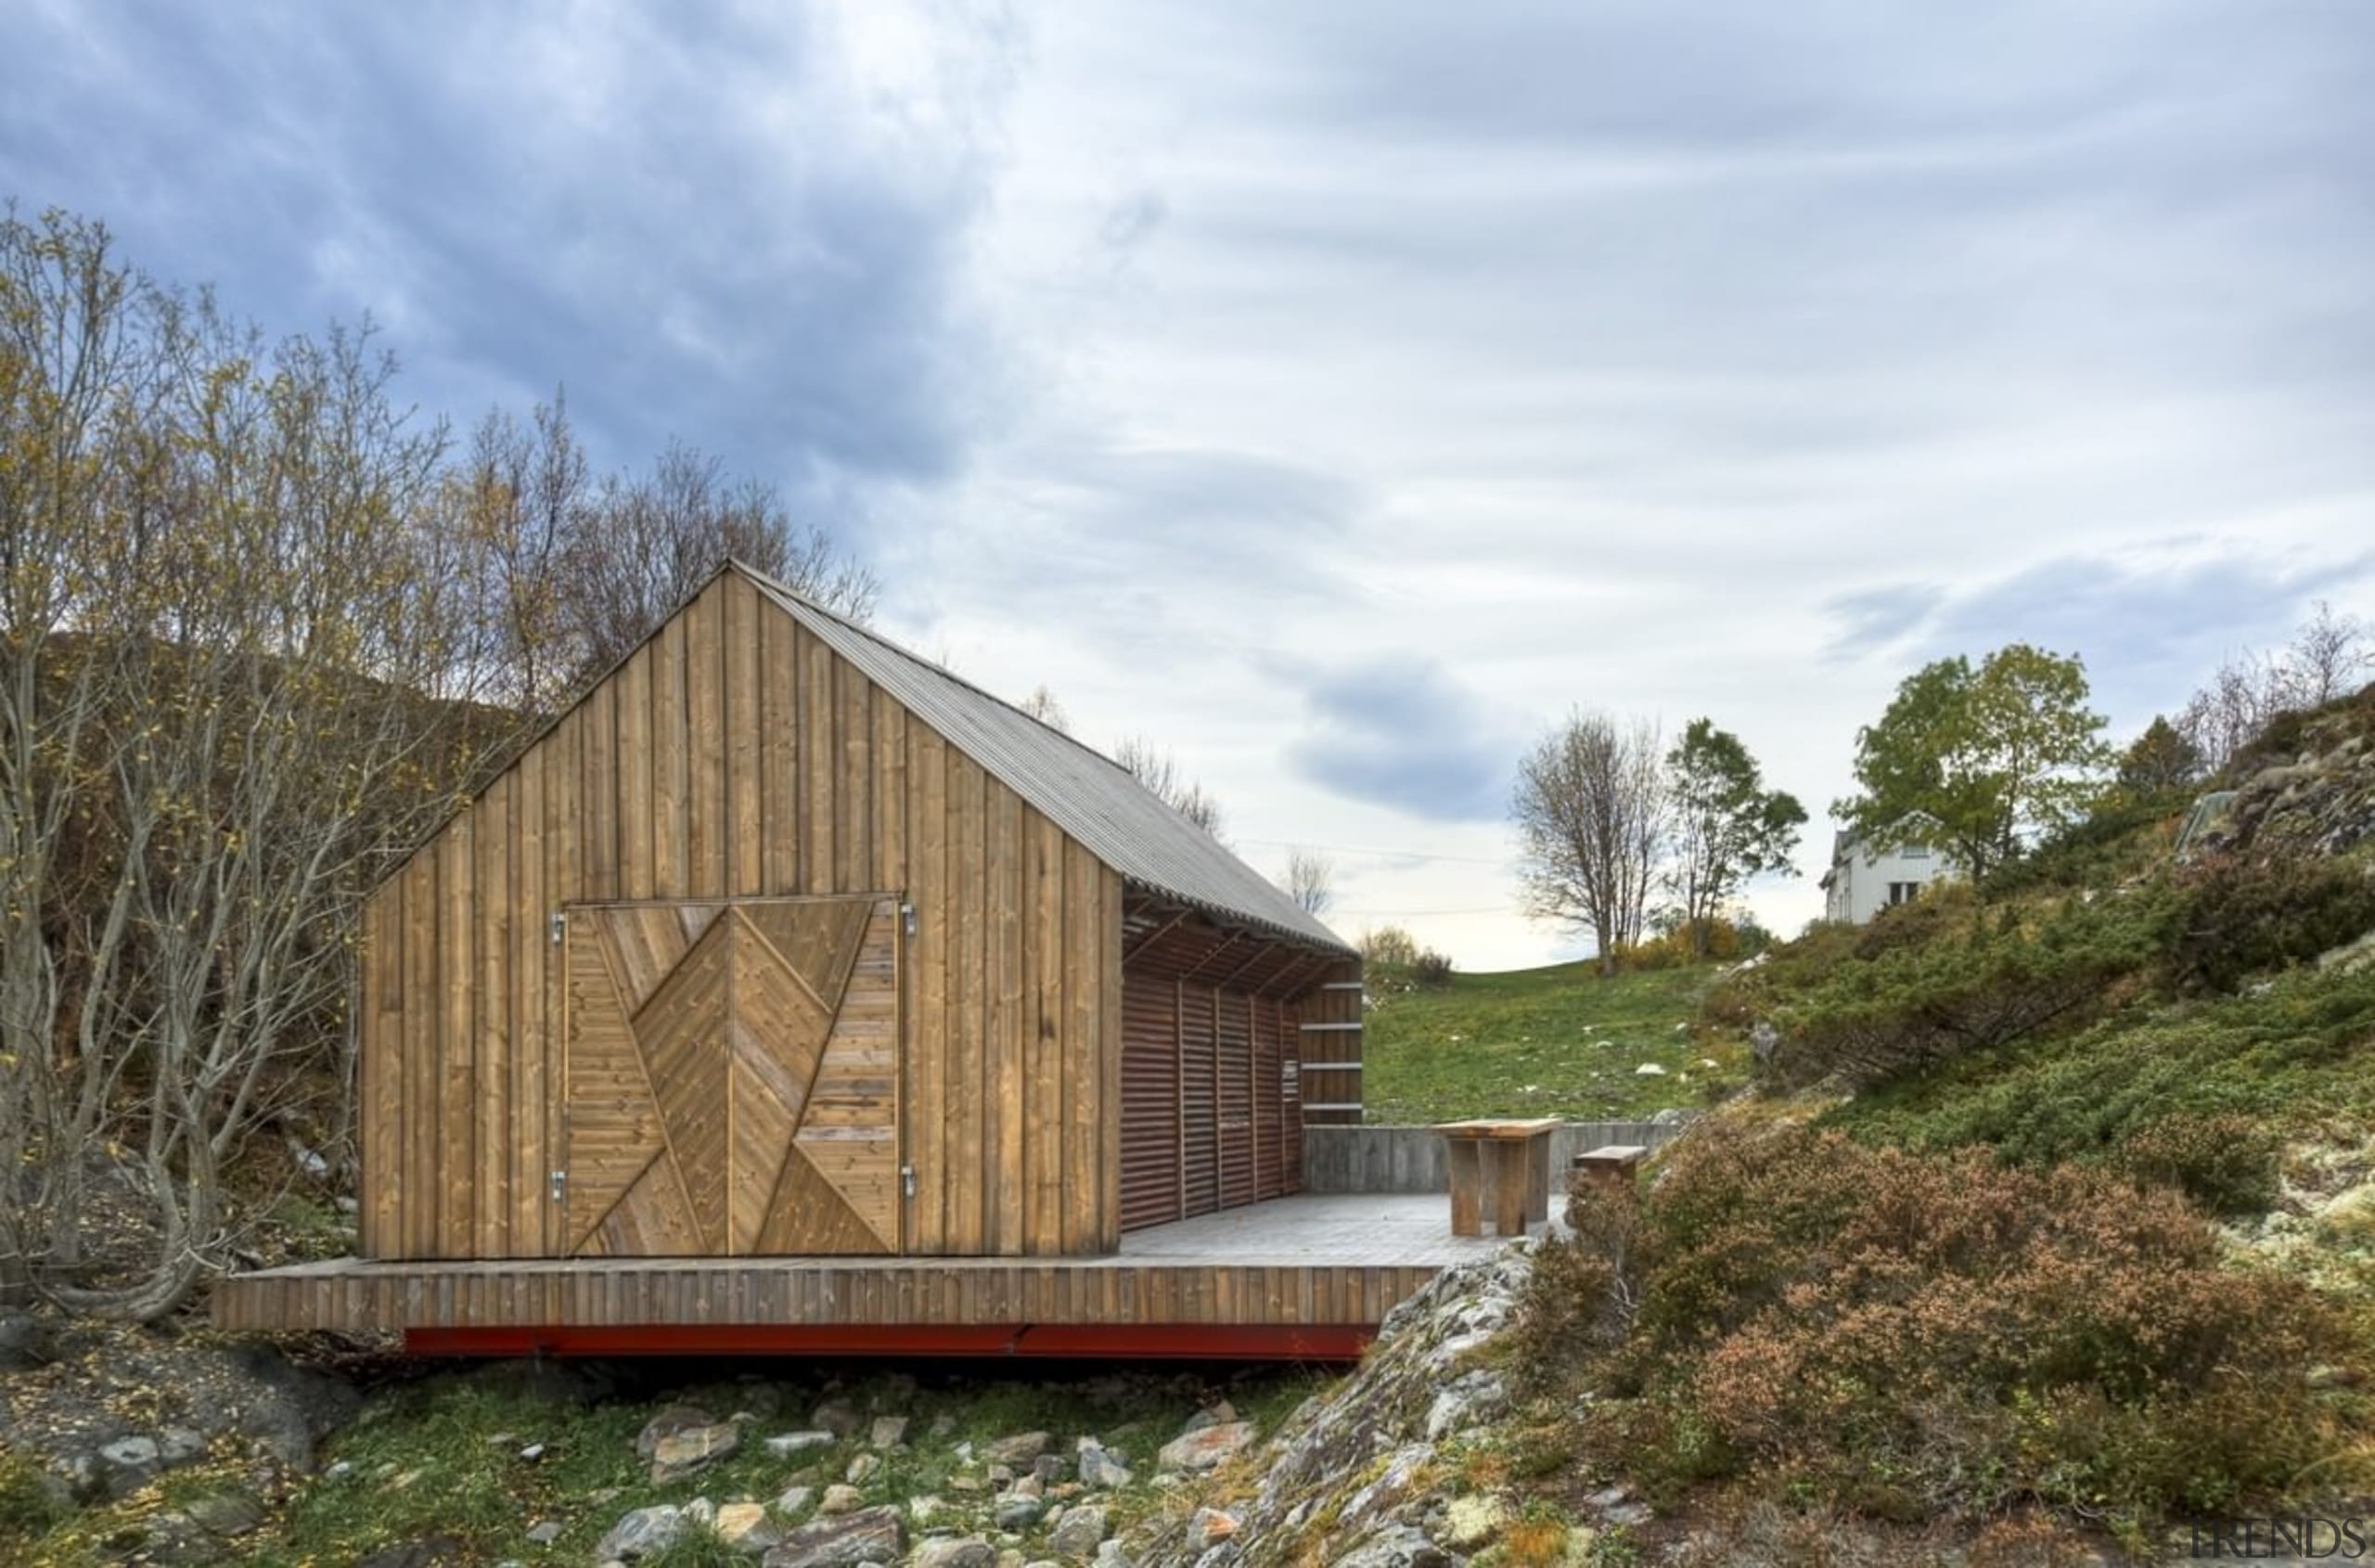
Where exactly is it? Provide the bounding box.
[217,561,1482,1357]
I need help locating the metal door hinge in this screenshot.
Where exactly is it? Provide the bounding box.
[548,911,566,945]
[549,1169,567,1204]
[900,902,918,938]
[900,1164,917,1199]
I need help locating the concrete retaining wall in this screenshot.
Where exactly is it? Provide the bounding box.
[1301,1120,1688,1194]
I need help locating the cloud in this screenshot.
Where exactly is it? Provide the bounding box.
[1820,547,2375,725]
[1284,657,1523,823]
[0,2,1017,508]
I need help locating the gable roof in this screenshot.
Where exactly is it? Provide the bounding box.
[742,563,1353,957]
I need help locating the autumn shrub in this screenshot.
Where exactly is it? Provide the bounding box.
[2113,1111,2282,1216]
[1531,1124,2361,1523]
[1410,946,1457,988]
[2162,853,2375,994]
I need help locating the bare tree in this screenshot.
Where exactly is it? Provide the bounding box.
[2285,599,2372,708]
[1021,684,1069,732]
[1281,847,1335,916]
[563,438,878,684]
[1113,735,1225,837]
[1513,710,1666,977]
[0,211,502,1318]
[2177,601,2374,771]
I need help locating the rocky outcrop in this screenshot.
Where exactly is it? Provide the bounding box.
[2196,699,2375,860]
[1124,1246,1534,1568]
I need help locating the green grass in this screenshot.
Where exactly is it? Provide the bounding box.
[1362,964,1743,1124]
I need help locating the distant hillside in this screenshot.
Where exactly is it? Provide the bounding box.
[1361,963,1746,1124]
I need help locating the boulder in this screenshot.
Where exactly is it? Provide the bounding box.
[765,1430,838,1459]
[983,1430,1052,1466]
[912,1538,998,1568]
[776,1485,817,1517]
[597,1504,690,1561]
[1049,1503,1109,1557]
[635,1404,720,1459]
[845,1451,882,1484]
[716,1500,785,1554]
[1154,1421,1254,1474]
[1188,1509,1237,1553]
[758,1504,904,1568]
[994,1491,1046,1530]
[651,1421,742,1484]
[1073,1442,1131,1490]
[816,1483,865,1516]
[868,1415,909,1448]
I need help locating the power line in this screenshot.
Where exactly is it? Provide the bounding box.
[1330,905,1513,918]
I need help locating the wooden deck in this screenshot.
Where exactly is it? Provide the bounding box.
[212,1195,1504,1357]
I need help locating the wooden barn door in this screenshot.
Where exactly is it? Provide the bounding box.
[560,896,902,1257]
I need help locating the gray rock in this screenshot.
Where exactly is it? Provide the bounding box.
[524,1522,563,1545]
[767,1430,839,1459]
[1032,1454,1068,1484]
[636,1404,720,1459]
[1074,1443,1131,1490]
[1154,1421,1254,1474]
[1095,1544,1129,1568]
[818,1484,866,1516]
[777,1485,818,1517]
[597,1505,689,1561]
[929,1414,959,1439]
[868,1415,909,1448]
[651,1421,742,1484]
[1012,1473,1044,1500]
[911,1538,998,1568]
[810,1399,864,1439]
[1330,1525,1452,1568]
[0,1310,57,1369]
[759,1505,904,1568]
[1049,1503,1109,1557]
[159,1426,207,1465]
[1422,1369,1506,1440]
[186,1490,264,1536]
[983,1431,1052,1465]
[994,1491,1046,1530]
[1180,1402,1235,1434]
[846,1451,883,1484]
[1188,1508,1238,1553]
[717,1501,786,1553]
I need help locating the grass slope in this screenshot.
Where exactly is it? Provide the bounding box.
[1361,964,1745,1124]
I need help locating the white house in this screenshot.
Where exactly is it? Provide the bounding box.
[1819,814,1964,924]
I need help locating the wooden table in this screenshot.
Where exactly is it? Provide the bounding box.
[1434,1118,1563,1237]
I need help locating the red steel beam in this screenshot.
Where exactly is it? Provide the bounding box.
[403,1322,1374,1362]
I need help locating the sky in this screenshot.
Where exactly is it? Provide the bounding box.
[7,1,2373,969]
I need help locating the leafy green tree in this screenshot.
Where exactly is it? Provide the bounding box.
[1663,719,1805,958]
[2116,715,2203,796]
[1834,644,2111,883]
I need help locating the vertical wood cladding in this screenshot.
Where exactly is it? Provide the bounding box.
[358,572,1119,1261]
[1116,908,1351,1232]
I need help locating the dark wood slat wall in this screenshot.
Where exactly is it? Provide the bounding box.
[1116,908,1348,1232]
[358,572,1120,1262]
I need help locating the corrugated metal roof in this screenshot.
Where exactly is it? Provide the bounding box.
[744,564,1354,957]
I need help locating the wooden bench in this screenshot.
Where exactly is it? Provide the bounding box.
[1433,1118,1563,1237]
[1570,1143,1649,1202]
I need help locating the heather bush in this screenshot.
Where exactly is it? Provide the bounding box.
[2113,1111,2282,1216]
[2162,853,2375,994]
[1522,1124,2364,1523]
